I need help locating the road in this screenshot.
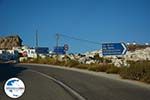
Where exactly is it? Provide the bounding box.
[0,63,150,100]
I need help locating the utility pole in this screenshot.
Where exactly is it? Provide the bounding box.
[56,33,59,47]
[55,33,60,58]
[36,30,39,48]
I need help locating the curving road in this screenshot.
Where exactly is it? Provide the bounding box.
[0,63,150,100]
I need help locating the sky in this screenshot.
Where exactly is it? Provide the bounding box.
[0,0,150,53]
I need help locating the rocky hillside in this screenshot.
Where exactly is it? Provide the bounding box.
[127,44,150,51]
[0,35,22,49]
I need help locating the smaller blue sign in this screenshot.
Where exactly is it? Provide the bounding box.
[35,47,49,54]
[53,46,66,54]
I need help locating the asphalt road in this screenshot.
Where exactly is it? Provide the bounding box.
[0,63,150,100]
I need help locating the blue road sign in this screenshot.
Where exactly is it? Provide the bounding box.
[35,47,49,54]
[102,43,127,56]
[53,46,66,54]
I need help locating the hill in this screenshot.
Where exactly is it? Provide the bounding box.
[0,35,22,49]
[127,44,150,51]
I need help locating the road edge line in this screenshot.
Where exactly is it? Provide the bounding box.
[28,69,86,100]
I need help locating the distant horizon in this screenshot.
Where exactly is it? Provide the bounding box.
[0,34,150,54]
[0,0,150,53]
[1,34,150,45]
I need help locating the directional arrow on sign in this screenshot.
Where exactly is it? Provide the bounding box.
[102,43,127,56]
[121,43,127,55]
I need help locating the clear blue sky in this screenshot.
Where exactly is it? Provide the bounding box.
[0,0,150,53]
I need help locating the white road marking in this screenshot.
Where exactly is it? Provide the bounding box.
[28,69,86,100]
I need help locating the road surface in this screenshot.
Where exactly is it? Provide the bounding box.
[0,63,150,100]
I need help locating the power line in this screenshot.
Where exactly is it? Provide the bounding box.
[59,33,102,45]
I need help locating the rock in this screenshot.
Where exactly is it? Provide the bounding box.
[125,47,150,61]
[85,60,95,64]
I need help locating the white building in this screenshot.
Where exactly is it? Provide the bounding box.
[13,46,37,58]
[25,49,37,58]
